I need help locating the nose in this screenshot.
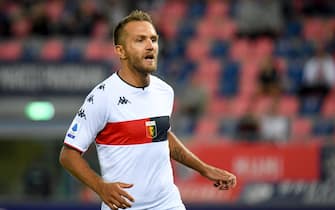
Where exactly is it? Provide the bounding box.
[145,39,154,50]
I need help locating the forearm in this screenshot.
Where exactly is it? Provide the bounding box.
[59,145,104,194]
[168,131,208,175]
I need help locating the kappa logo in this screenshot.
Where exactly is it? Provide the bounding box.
[145,121,157,138]
[98,83,105,91]
[77,108,86,120]
[87,94,94,104]
[117,96,131,105]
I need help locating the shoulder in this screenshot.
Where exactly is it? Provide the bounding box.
[84,73,116,103]
[150,74,174,93]
[90,73,119,93]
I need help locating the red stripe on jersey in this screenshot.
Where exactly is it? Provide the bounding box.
[96,118,152,145]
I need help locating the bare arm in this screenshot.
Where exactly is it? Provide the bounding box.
[168,131,236,190]
[59,145,134,209]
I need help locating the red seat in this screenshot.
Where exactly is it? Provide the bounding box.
[40,39,64,61]
[229,39,250,61]
[194,116,218,138]
[0,41,22,61]
[253,38,274,59]
[214,18,236,41]
[279,96,299,117]
[207,98,229,116]
[303,18,327,42]
[205,0,229,18]
[254,96,273,115]
[228,96,251,117]
[84,40,105,61]
[291,118,312,141]
[185,37,210,61]
[196,18,215,39]
[322,96,335,117]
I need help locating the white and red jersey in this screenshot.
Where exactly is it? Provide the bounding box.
[64,73,185,210]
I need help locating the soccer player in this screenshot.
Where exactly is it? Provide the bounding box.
[59,10,236,210]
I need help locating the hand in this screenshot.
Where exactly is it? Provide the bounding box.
[201,165,237,190]
[98,182,135,210]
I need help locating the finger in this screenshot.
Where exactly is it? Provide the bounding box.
[118,196,132,208]
[119,182,134,189]
[110,198,123,209]
[230,179,236,187]
[119,189,135,202]
[107,203,118,210]
[228,176,236,187]
[219,184,229,190]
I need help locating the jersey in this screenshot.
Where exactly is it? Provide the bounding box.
[64,72,185,210]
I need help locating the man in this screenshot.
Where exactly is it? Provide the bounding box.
[59,10,236,210]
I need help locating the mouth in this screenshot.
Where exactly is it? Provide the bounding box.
[144,54,155,62]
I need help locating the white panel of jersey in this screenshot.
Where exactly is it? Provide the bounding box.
[64,73,185,210]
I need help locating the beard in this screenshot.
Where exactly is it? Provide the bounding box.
[126,52,158,74]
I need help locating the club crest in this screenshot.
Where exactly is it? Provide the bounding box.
[145,121,157,138]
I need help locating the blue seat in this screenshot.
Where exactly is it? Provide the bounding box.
[210,40,229,58]
[312,118,335,136]
[299,96,322,116]
[187,1,206,18]
[286,59,304,94]
[63,47,82,62]
[219,61,240,96]
[284,20,302,38]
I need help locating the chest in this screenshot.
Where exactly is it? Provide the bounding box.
[108,88,173,122]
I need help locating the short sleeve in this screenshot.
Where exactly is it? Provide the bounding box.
[64,82,109,153]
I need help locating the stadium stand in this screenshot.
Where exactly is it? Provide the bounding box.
[0,0,334,161]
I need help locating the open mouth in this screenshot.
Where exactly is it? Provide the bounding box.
[144,54,155,61]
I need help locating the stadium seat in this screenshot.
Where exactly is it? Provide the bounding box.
[207,98,229,116]
[284,19,302,38]
[210,40,229,58]
[322,95,335,117]
[186,1,206,18]
[194,116,219,138]
[291,117,312,140]
[227,96,250,117]
[299,96,322,116]
[253,38,274,59]
[254,96,273,116]
[205,0,229,18]
[312,117,335,137]
[21,38,44,61]
[213,18,236,41]
[278,96,299,117]
[303,18,327,42]
[40,39,64,61]
[286,59,304,94]
[229,39,250,62]
[219,61,240,96]
[0,40,22,61]
[218,117,238,138]
[84,39,105,61]
[196,18,215,39]
[63,39,86,62]
[185,37,210,61]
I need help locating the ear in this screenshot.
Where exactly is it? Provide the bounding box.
[114,45,127,60]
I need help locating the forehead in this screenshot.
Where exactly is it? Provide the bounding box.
[123,21,157,37]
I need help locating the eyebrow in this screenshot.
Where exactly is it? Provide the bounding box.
[135,34,159,38]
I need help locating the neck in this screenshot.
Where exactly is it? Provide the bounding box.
[118,68,150,88]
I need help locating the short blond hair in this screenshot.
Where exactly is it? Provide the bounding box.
[113,10,154,45]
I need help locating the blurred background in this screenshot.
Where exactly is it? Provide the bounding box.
[0,0,335,209]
